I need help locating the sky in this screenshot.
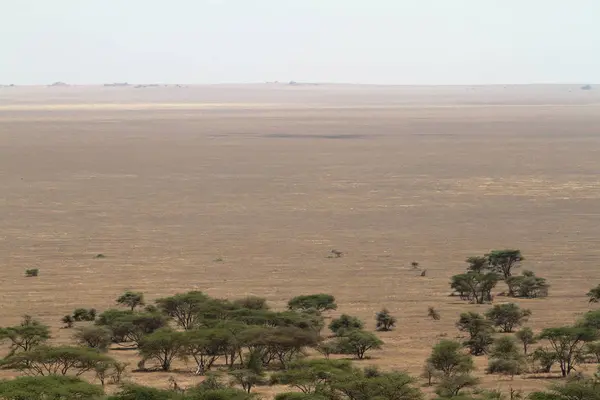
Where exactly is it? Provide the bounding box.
[2,0,600,85]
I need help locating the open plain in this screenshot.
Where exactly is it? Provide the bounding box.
[1,84,600,396]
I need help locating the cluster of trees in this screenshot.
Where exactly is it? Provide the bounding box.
[4,249,600,399]
[451,250,549,304]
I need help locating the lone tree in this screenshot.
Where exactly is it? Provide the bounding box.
[515,327,537,355]
[375,308,397,331]
[288,294,337,314]
[486,249,523,280]
[587,284,600,303]
[450,272,499,304]
[485,303,532,333]
[116,291,145,311]
[538,326,598,377]
[328,314,364,336]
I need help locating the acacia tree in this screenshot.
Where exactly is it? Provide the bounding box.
[0,376,104,400]
[538,326,598,377]
[0,346,115,377]
[270,359,352,394]
[0,316,51,356]
[426,340,474,378]
[73,326,112,352]
[465,256,488,273]
[287,294,337,314]
[587,285,600,304]
[486,336,526,378]
[486,249,523,280]
[138,328,186,371]
[331,369,424,400]
[515,327,537,355]
[332,330,383,360]
[456,312,494,355]
[507,270,549,298]
[375,308,397,331]
[116,291,145,311]
[450,272,499,304]
[485,303,532,333]
[182,328,232,375]
[155,291,211,330]
[328,314,364,336]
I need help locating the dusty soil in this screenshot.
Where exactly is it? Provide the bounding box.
[1,84,600,397]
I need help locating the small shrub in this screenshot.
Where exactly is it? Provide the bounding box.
[375,308,397,331]
[329,314,364,335]
[94,254,106,259]
[61,315,74,328]
[25,268,39,277]
[428,307,441,321]
[72,308,96,322]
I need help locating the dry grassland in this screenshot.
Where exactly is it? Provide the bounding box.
[1,85,599,396]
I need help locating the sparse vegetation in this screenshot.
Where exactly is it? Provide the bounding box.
[375,308,397,331]
[428,306,441,321]
[25,268,39,277]
[288,294,337,314]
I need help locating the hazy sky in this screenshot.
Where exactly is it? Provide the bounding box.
[3,0,600,85]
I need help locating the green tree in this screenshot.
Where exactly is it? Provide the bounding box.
[232,296,269,311]
[182,328,232,375]
[577,309,600,330]
[155,291,212,330]
[107,384,182,400]
[584,341,600,363]
[72,308,96,322]
[270,359,352,394]
[426,340,474,378]
[485,303,531,333]
[538,326,598,377]
[531,347,557,373]
[287,294,337,314]
[456,312,494,356]
[138,328,186,371]
[0,345,115,377]
[116,291,145,311]
[465,256,489,273]
[73,325,112,352]
[61,315,75,328]
[0,316,51,356]
[434,373,480,398]
[529,377,600,400]
[331,369,424,400]
[96,309,167,346]
[450,272,499,304]
[587,284,600,304]
[486,249,523,280]
[333,330,383,360]
[506,270,549,299]
[515,327,536,355]
[0,375,104,400]
[328,314,364,335]
[375,308,397,331]
[486,336,526,378]
[229,350,266,393]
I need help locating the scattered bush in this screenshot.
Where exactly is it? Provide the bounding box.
[428,306,441,321]
[486,336,526,377]
[328,314,364,335]
[25,268,39,277]
[375,308,396,331]
[72,308,96,322]
[61,315,75,328]
[506,270,549,298]
[288,294,337,314]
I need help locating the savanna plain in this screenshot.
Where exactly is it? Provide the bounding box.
[1,85,600,398]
